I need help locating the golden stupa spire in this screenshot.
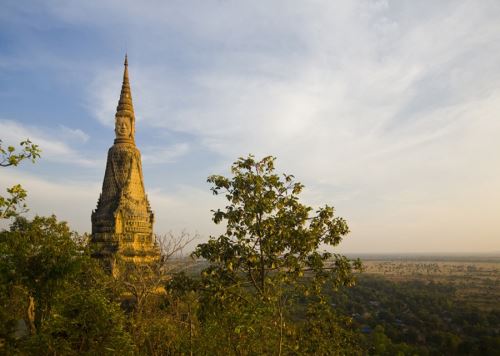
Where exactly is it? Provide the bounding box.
[114,54,136,144]
[116,54,134,119]
[91,54,159,275]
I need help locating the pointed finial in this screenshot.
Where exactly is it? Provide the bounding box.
[114,54,135,144]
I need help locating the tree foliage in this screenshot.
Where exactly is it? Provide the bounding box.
[1,216,82,331]
[195,155,361,297]
[0,139,41,219]
[0,153,367,355]
[0,139,40,168]
[0,216,133,354]
[193,155,362,354]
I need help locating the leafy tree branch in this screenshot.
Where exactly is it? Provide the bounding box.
[0,139,40,168]
[0,139,41,219]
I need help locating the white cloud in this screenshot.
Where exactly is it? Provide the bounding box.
[0,169,100,232]
[76,1,500,252]
[148,184,222,239]
[142,143,190,164]
[0,120,100,167]
[59,125,90,143]
[2,0,500,252]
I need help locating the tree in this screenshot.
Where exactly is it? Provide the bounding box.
[193,155,362,354]
[0,215,134,354]
[116,232,197,354]
[0,216,85,334]
[22,288,134,355]
[0,139,41,219]
[0,139,40,168]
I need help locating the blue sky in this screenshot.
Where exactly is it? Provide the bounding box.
[1,0,500,253]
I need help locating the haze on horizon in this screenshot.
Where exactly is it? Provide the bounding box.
[1,0,499,254]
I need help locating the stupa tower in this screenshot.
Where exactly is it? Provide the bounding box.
[91,55,159,275]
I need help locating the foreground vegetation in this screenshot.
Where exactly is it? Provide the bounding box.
[2,216,498,355]
[1,143,498,355]
[1,154,363,355]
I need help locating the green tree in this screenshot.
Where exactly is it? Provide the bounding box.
[22,288,134,355]
[0,216,134,354]
[295,303,363,355]
[0,139,41,219]
[0,215,82,333]
[194,155,362,354]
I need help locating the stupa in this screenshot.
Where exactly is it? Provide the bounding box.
[91,55,159,275]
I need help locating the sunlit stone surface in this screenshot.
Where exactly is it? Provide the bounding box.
[91,56,159,275]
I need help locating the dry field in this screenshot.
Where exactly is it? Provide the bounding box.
[358,256,500,310]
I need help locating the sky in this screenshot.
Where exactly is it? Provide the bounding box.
[1,0,499,253]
